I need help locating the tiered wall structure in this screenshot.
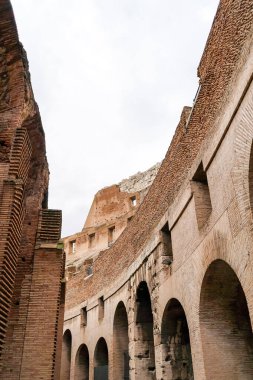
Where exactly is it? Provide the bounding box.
[64,163,160,276]
[0,1,64,379]
[63,0,253,379]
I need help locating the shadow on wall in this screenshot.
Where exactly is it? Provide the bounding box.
[200,259,253,379]
[94,337,109,380]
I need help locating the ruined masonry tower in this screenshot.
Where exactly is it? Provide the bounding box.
[0,2,65,379]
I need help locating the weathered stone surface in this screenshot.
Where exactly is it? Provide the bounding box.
[0,2,65,379]
[64,164,160,271]
[62,1,253,379]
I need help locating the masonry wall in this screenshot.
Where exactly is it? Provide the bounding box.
[0,2,65,379]
[63,1,253,379]
[64,164,160,277]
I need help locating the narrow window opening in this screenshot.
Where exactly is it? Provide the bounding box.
[108,226,115,246]
[130,196,137,207]
[42,190,48,209]
[70,240,76,255]
[88,233,95,248]
[160,222,173,265]
[98,296,105,321]
[191,162,212,229]
[80,307,87,326]
[86,265,93,276]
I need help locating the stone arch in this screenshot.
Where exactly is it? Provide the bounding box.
[74,344,89,380]
[113,301,129,380]
[134,281,155,379]
[160,298,193,380]
[94,337,108,380]
[200,259,253,379]
[60,329,72,380]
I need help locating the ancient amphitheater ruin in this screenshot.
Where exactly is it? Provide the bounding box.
[61,0,253,379]
[1,0,253,379]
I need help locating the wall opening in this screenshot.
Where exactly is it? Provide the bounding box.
[80,307,87,326]
[113,301,129,380]
[74,344,89,380]
[161,298,193,380]
[108,226,115,246]
[130,196,137,207]
[94,337,109,380]
[135,281,155,379]
[88,233,95,248]
[191,162,212,229]
[98,296,104,321]
[70,240,76,255]
[200,260,253,379]
[60,329,72,380]
[160,222,173,265]
[42,189,48,209]
[86,265,93,276]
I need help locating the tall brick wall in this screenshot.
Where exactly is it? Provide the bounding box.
[0,1,65,379]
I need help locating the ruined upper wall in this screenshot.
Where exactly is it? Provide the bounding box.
[119,162,161,193]
[83,162,161,230]
[65,0,253,309]
[64,163,160,270]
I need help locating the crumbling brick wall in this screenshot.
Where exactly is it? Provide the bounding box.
[0,2,65,379]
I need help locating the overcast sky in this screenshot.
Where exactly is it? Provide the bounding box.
[11,0,219,236]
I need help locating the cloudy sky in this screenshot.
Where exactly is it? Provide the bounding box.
[11,0,219,236]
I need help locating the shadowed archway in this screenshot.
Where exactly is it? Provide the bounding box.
[74,344,89,380]
[94,337,108,380]
[200,259,253,379]
[113,301,129,380]
[60,329,72,380]
[161,298,193,380]
[134,281,155,379]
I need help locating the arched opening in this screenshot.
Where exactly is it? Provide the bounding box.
[113,301,129,380]
[161,298,193,380]
[74,344,89,380]
[60,329,72,380]
[135,281,155,379]
[94,337,108,380]
[200,259,253,379]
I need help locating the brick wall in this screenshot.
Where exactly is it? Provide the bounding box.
[0,1,65,379]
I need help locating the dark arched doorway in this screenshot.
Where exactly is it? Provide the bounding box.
[60,329,72,380]
[135,281,155,379]
[75,344,89,380]
[113,301,129,380]
[161,298,193,380]
[94,337,108,380]
[200,259,253,379]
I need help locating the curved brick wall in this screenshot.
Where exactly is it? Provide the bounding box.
[65,0,253,309]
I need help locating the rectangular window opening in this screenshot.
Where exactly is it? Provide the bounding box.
[98,296,104,320]
[108,226,115,246]
[70,240,76,255]
[80,306,87,326]
[160,222,173,265]
[86,264,93,276]
[191,162,212,229]
[130,196,137,207]
[88,233,95,248]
